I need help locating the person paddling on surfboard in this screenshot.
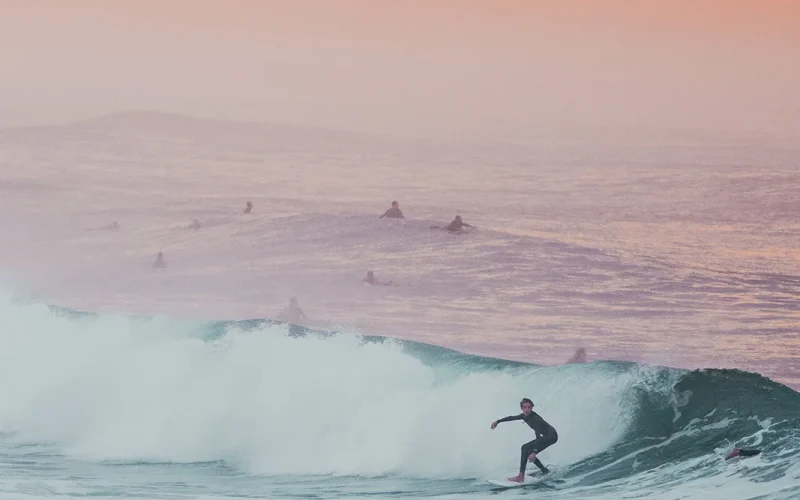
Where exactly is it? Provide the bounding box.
[491,398,558,483]
[431,214,474,233]
[726,448,761,460]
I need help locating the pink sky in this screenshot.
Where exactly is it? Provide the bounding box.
[1,0,798,139]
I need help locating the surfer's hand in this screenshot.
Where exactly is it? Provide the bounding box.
[491,421,498,429]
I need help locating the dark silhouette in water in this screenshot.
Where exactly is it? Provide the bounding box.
[278,297,307,324]
[363,270,394,286]
[152,251,166,268]
[379,201,404,220]
[566,347,587,364]
[244,201,253,214]
[726,448,761,460]
[431,215,473,233]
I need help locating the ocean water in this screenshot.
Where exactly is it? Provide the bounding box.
[0,112,798,499]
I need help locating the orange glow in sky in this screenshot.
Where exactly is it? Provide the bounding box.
[1,0,798,139]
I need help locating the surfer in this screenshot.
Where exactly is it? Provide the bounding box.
[244,201,252,214]
[431,215,473,233]
[152,251,166,268]
[726,448,761,460]
[565,347,587,364]
[362,270,394,286]
[278,297,307,324]
[379,201,404,220]
[491,398,558,482]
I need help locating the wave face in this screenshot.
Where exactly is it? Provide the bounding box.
[1,296,798,499]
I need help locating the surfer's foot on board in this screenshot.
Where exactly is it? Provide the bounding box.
[507,474,524,483]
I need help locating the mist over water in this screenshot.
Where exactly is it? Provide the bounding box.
[1,3,799,498]
[1,112,798,390]
[2,1,799,140]
[0,296,631,477]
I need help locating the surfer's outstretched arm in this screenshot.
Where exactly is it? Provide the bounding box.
[491,414,523,428]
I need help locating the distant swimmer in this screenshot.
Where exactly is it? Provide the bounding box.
[244,201,253,214]
[362,270,394,286]
[726,448,762,460]
[188,219,202,230]
[153,251,167,268]
[278,297,307,324]
[565,347,587,364]
[491,398,558,483]
[431,215,473,233]
[378,201,405,220]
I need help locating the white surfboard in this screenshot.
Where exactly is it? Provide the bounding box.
[485,478,527,488]
[486,468,557,488]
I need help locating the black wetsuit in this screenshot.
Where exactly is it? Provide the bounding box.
[738,449,761,457]
[727,448,762,459]
[496,411,558,475]
[444,219,472,232]
[380,208,404,219]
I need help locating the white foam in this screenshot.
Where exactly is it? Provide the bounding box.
[0,292,637,479]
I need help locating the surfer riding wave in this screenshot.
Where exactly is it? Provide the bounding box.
[491,397,558,482]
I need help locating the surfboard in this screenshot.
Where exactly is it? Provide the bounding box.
[486,467,558,488]
[485,478,527,488]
